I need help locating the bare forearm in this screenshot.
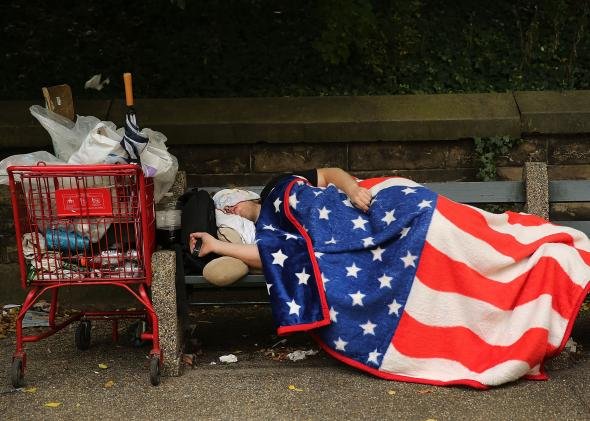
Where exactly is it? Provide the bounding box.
[317,167,358,194]
[317,167,372,212]
[214,241,262,269]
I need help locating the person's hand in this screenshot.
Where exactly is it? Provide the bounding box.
[348,186,372,213]
[189,232,217,257]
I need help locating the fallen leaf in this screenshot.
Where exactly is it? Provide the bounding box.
[417,389,433,394]
[104,380,115,388]
[24,387,37,393]
[387,390,396,395]
[98,363,108,369]
[44,402,62,408]
[288,384,304,392]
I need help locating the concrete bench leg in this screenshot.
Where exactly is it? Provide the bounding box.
[523,162,582,369]
[523,161,549,219]
[151,250,181,377]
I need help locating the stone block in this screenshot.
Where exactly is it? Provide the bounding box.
[252,143,346,173]
[106,94,521,144]
[151,250,181,377]
[496,166,524,181]
[352,168,477,183]
[515,90,590,134]
[551,203,590,220]
[349,140,474,171]
[187,173,274,188]
[523,162,549,219]
[108,98,238,144]
[548,164,590,180]
[169,170,187,198]
[75,100,112,121]
[548,135,590,165]
[300,93,520,142]
[495,139,548,166]
[168,144,250,174]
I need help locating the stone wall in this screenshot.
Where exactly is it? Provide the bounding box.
[1,90,590,265]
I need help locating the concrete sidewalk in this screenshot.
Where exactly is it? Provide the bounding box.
[1,305,590,420]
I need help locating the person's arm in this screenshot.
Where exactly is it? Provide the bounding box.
[190,232,262,269]
[316,167,372,212]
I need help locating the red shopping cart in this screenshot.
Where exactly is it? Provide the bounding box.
[7,163,161,386]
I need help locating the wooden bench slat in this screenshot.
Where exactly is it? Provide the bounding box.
[549,180,590,202]
[553,220,590,235]
[424,181,525,203]
[202,181,526,204]
[186,274,266,287]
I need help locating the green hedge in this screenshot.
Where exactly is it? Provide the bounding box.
[2,0,589,99]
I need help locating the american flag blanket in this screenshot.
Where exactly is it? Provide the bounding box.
[255,176,590,388]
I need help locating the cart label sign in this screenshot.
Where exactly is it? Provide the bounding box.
[55,188,113,216]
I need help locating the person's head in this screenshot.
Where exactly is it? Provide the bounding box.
[223,199,261,222]
[213,188,261,222]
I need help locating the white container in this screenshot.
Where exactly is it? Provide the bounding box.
[156,209,181,230]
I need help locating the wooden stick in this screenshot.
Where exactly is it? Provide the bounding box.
[123,73,134,107]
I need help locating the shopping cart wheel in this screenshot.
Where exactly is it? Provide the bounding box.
[75,320,92,351]
[11,358,24,388]
[149,355,161,386]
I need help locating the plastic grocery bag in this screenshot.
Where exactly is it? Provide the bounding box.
[0,151,64,185]
[68,122,127,165]
[29,105,108,161]
[140,129,178,203]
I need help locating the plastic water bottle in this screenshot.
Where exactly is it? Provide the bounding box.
[45,228,90,253]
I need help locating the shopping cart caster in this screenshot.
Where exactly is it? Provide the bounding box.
[75,320,92,351]
[11,358,24,388]
[128,320,148,348]
[149,355,161,386]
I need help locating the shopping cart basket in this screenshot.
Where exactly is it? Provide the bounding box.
[7,163,162,386]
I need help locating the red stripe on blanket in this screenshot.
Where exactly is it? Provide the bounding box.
[436,195,577,259]
[392,313,552,373]
[280,179,331,327]
[309,333,490,389]
[417,242,585,318]
[506,211,550,226]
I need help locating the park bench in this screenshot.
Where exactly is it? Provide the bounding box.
[151,161,590,375]
[151,162,590,375]
[182,162,590,293]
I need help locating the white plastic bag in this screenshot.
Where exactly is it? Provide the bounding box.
[138,128,178,203]
[0,151,64,185]
[140,128,173,177]
[68,122,127,165]
[29,105,107,161]
[152,152,178,204]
